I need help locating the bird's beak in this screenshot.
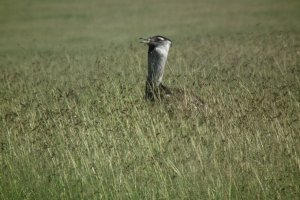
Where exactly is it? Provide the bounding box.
[139,37,150,44]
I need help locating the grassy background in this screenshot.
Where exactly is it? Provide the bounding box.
[1,0,300,199]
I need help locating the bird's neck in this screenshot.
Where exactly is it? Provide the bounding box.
[147,46,170,86]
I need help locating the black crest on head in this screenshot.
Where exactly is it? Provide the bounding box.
[152,35,172,42]
[147,35,172,53]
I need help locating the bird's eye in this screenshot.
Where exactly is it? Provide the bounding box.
[157,37,164,41]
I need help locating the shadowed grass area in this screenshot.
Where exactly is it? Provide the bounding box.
[0,0,300,199]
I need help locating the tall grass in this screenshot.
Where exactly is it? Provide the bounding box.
[1,0,300,199]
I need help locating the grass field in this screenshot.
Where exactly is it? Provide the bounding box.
[1,0,300,199]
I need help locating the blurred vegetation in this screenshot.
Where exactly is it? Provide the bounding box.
[0,0,300,199]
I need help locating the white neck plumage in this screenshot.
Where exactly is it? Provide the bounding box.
[147,42,171,86]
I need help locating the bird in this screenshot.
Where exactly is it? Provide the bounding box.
[140,35,205,110]
[140,35,173,101]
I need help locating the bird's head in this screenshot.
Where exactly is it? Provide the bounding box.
[139,35,172,50]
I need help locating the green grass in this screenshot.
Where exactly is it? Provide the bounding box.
[1,0,300,199]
